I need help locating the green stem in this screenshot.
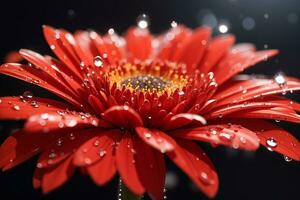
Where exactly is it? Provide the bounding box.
[118,179,142,200]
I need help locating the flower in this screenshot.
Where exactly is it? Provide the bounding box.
[1,20,300,200]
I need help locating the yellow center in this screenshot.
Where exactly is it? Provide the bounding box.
[108,62,188,94]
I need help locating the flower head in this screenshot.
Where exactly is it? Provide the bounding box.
[1,20,300,199]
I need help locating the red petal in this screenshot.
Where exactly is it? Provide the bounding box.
[102,105,143,129]
[158,26,191,60]
[0,63,82,108]
[74,129,122,166]
[212,77,300,107]
[116,133,145,195]
[125,27,152,61]
[163,113,207,130]
[205,101,292,119]
[42,156,75,193]
[43,25,83,80]
[200,34,235,73]
[214,50,278,85]
[228,120,300,160]
[0,131,58,170]
[167,140,218,198]
[174,27,211,72]
[33,167,44,189]
[24,111,100,133]
[86,143,117,186]
[37,129,95,168]
[172,124,260,150]
[225,107,300,123]
[0,97,70,120]
[133,137,166,200]
[135,127,176,153]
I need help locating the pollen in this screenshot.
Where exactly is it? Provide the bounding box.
[107,61,188,94]
[121,74,168,92]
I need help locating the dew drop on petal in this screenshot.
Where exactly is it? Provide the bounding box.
[284,155,292,162]
[266,137,277,148]
[99,149,106,157]
[274,73,286,87]
[23,91,33,99]
[13,105,20,111]
[56,138,63,146]
[93,56,103,67]
[219,132,233,141]
[41,113,49,120]
[69,133,75,140]
[65,118,77,127]
[239,136,247,144]
[137,14,150,29]
[31,101,39,108]
[144,132,152,139]
[48,152,57,159]
[199,172,214,185]
[94,140,100,147]
[171,20,178,28]
[36,163,43,168]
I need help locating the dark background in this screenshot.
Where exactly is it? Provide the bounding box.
[1,0,300,199]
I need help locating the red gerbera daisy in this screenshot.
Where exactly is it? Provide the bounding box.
[1,18,300,200]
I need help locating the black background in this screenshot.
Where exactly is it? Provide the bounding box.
[1,0,300,199]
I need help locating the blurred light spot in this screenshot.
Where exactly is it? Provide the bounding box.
[264,44,269,49]
[67,9,75,18]
[218,24,229,33]
[287,13,298,24]
[197,9,218,28]
[264,13,269,19]
[165,171,179,189]
[137,14,150,29]
[242,17,255,31]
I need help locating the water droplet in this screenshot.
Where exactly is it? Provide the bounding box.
[199,172,214,185]
[275,119,281,123]
[274,73,286,87]
[93,56,103,67]
[266,137,277,148]
[13,105,20,111]
[36,163,43,168]
[65,118,77,127]
[239,136,247,144]
[108,28,115,35]
[94,140,100,146]
[31,101,39,108]
[144,132,152,139]
[50,45,56,50]
[56,138,63,146]
[284,155,292,162]
[49,152,57,159]
[178,91,185,96]
[99,150,106,157]
[23,91,33,99]
[58,122,65,128]
[219,132,233,141]
[137,14,150,29]
[41,113,49,120]
[171,20,178,28]
[69,133,75,140]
